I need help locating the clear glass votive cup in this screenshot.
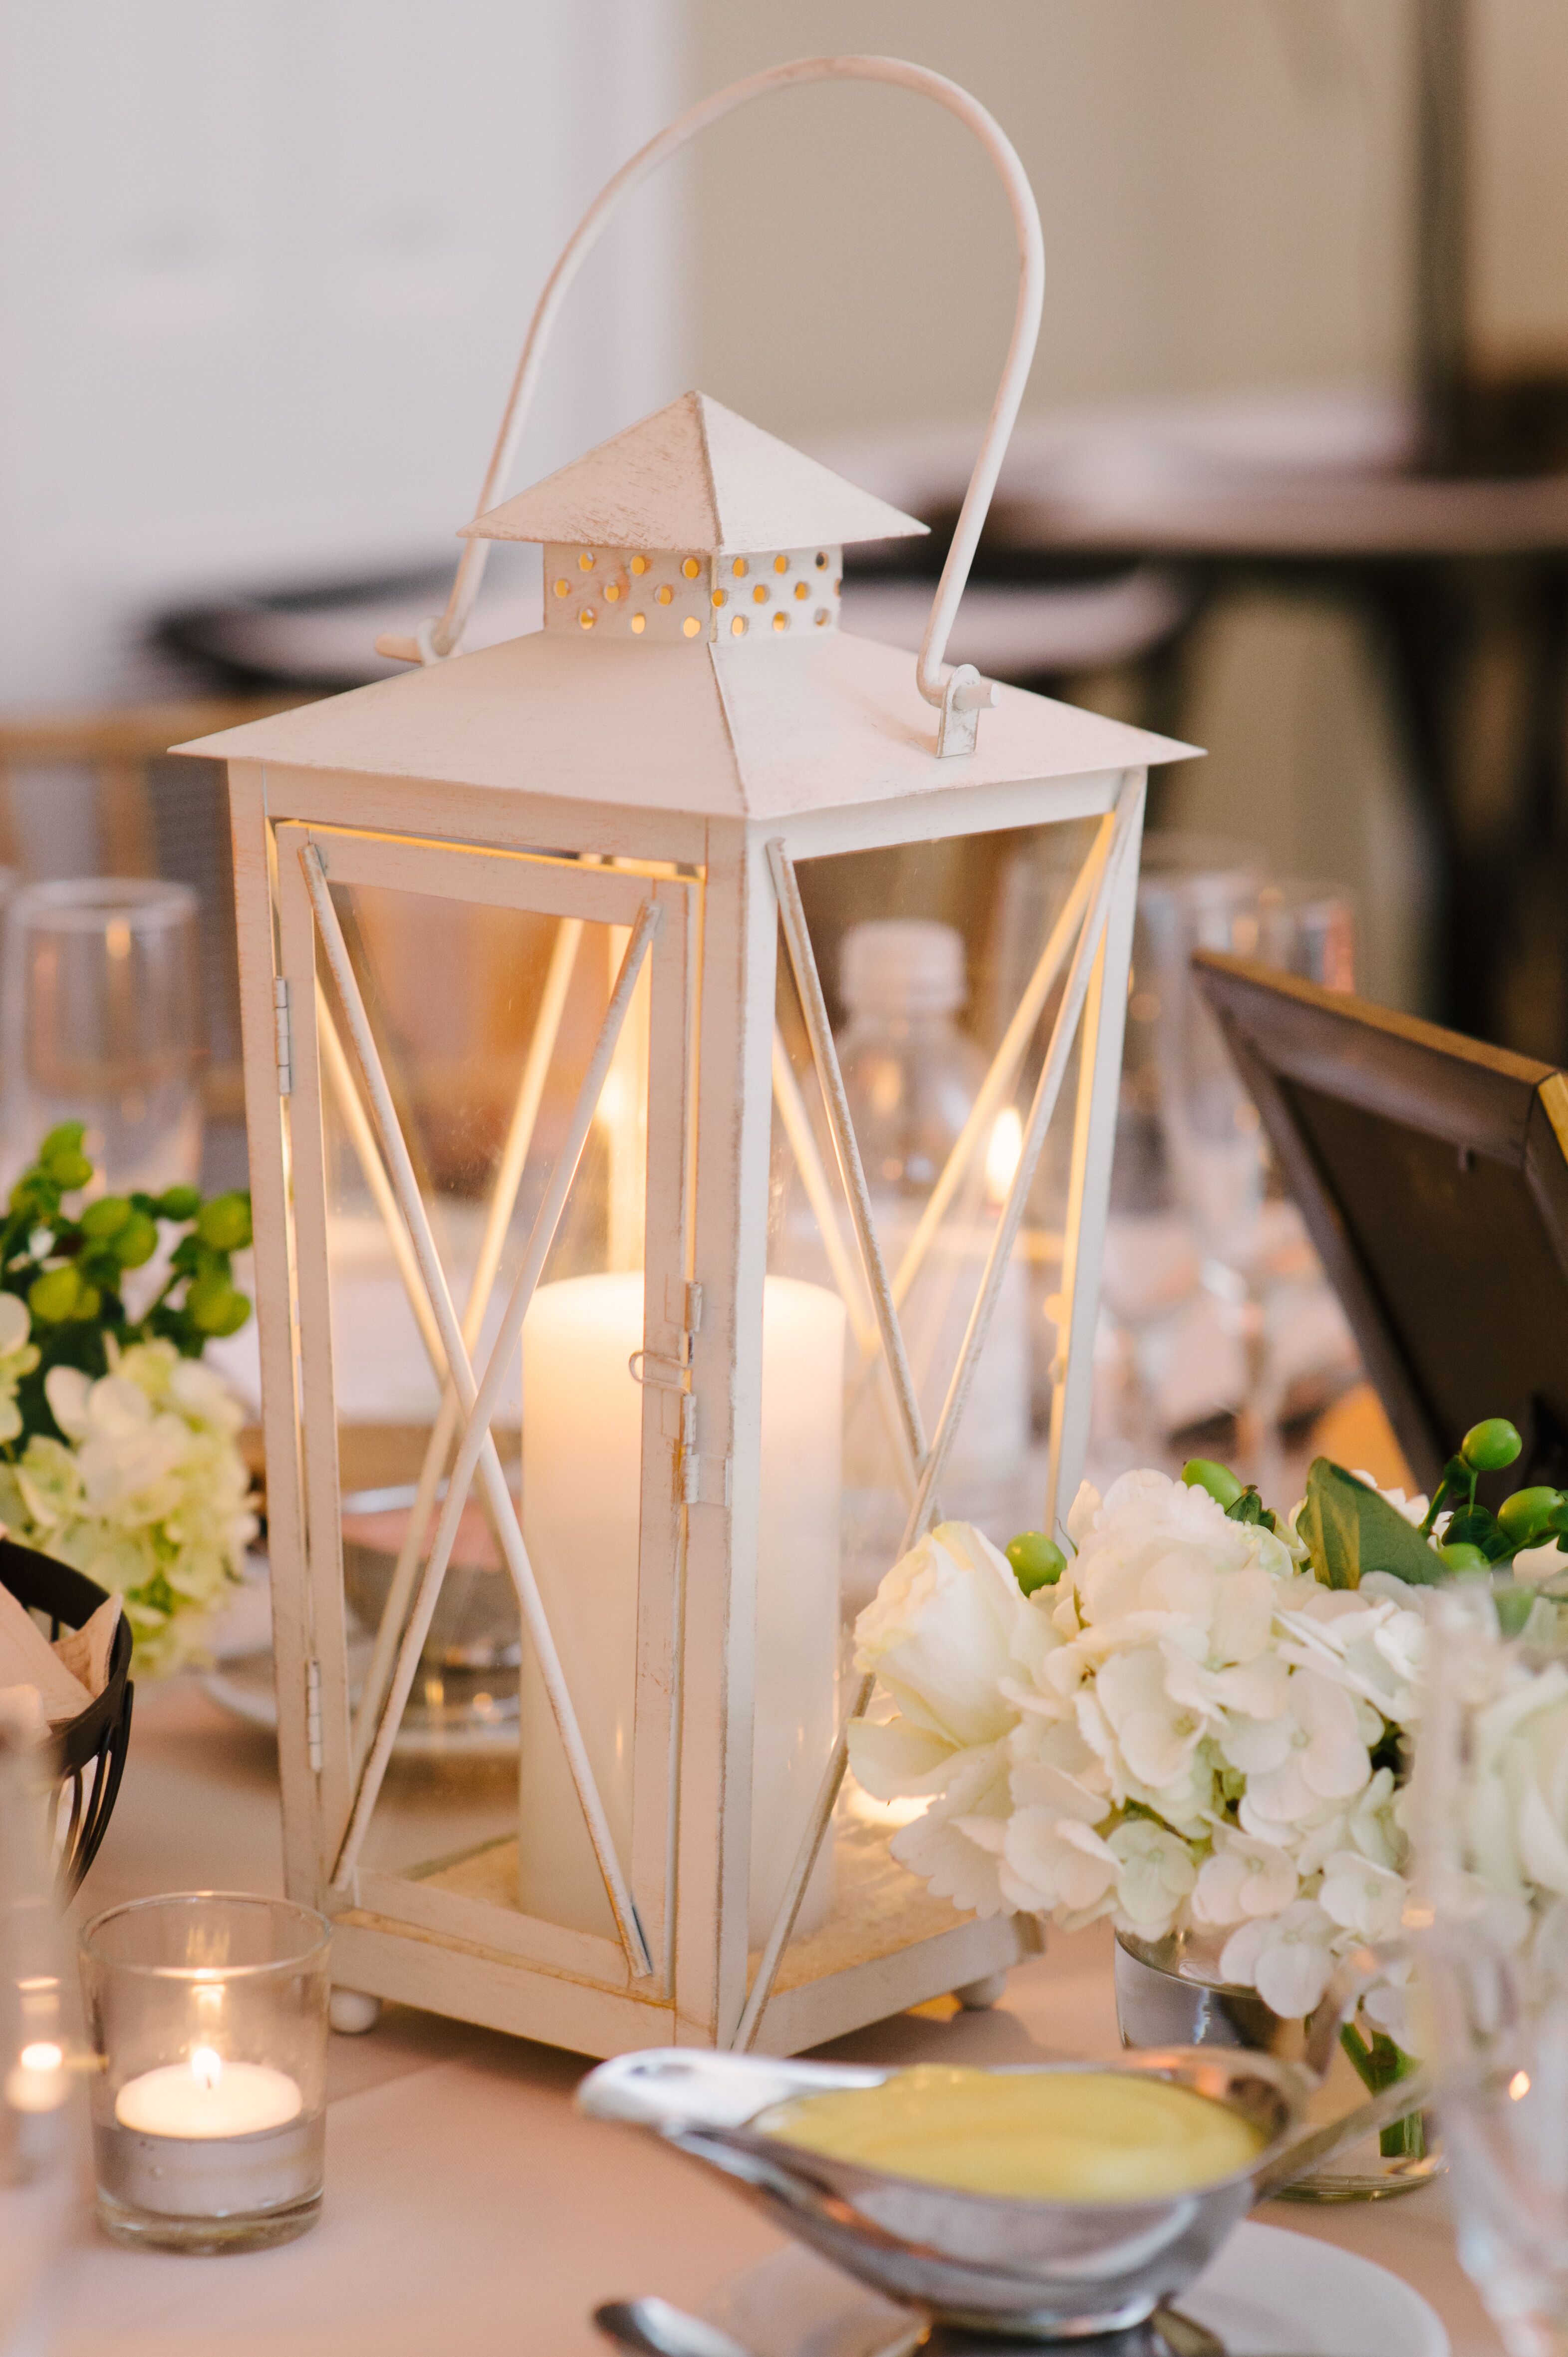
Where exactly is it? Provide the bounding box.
[78,1893,330,2254]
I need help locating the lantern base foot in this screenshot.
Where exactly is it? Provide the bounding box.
[954,1970,1009,2012]
[329,1987,382,2036]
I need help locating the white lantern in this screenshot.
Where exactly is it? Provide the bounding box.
[182,58,1188,2058]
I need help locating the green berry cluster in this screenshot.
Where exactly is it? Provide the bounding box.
[1419,1418,1568,1570]
[1178,1418,1568,1579]
[1,1124,253,1447]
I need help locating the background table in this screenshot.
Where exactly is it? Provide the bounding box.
[48,1679,1504,2357]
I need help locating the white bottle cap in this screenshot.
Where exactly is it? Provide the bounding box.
[839,920,965,1018]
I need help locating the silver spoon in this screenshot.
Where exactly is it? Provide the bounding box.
[593,2298,755,2357]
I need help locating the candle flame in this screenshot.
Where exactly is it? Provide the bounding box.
[6,2040,66,2113]
[190,2045,223,2091]
[985,1107,1024,1207]
[1510,2069,1532,2101]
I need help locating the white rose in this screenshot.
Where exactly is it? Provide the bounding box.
[853,1521,1034,1753]
[1064,1479,1101,1547]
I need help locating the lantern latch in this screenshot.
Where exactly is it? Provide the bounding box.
[274,977,293,1096]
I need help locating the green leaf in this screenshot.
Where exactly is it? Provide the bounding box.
[1443,1505,1515,1562]
[1298,1458,1448,1589]
[1225,1484,1278,1533]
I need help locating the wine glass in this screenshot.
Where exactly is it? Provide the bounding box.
[4,877,202,1194]
[1414,1584,1568,2357]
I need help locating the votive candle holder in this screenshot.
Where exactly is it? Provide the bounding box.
[78,1892,330,2253]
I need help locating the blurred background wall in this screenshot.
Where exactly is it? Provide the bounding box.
[2,0,1568,1025]
[0,0,686,719]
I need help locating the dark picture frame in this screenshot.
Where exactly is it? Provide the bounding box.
[1193,950,1568,1497]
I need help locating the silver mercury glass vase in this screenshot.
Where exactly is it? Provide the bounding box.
[1114,1927,1442,2203]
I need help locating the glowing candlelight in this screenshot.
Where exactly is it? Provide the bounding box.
[114,2049,302,2140]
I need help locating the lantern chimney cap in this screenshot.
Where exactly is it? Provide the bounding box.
[461,391,928,559]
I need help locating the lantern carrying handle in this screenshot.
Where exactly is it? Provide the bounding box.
[376,54,1045,757]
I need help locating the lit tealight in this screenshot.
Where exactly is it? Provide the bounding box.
[5,2039,66,2114]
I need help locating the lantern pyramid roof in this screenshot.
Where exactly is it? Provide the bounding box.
[175,390,1197,816]
[175,629,1194,820]
[460,391,928,555]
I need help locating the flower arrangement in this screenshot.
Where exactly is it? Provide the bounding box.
[848,1418,1568,2148]
[0,1124,258,1676]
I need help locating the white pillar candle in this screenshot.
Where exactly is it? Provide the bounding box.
[519,1272,844,1948]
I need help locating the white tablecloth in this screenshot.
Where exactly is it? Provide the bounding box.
[48,1683,1503,2357]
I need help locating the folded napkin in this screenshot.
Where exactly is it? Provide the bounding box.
[0,1582,121,1728]
[53,1593,121,1699]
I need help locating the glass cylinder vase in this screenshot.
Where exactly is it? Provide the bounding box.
[1115,1927,1440,2203]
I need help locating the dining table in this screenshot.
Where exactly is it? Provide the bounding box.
[43,1675,1504,2357]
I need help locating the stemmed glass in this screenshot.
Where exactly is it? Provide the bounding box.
[1414,1584,1568,2357]
[4,877,202,1195]
[1124,843,1269,1476]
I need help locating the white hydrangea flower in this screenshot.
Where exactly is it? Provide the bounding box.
[1228,1668,1371,1829]
[0,1294,38,1445]
[1317,1848,1406,1943]
[1277,1583,1427,1727]
[1352,1474,1430,1528]
[1107,1817,1198,1938]
[1220,1898,1338,2017]
[1360,1954,1417,2048]
[0,1339,256,1677]
[1513,1541,1567,1586]
[846,1474,1443,2035]
[1091,1646,1209,1790]
[1192,1830,1299,1927]
[890,1744,1014,1918]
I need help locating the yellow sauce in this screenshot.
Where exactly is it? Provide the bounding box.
[758,2066,1263,2203]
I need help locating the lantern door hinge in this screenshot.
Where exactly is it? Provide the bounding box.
[305,1657,323,1772]
[274,977,293,1096]
[681,1393,730,1508]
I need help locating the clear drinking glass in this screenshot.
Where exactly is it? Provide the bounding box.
[1258,877,1357,991]
[1414,1586,1568,2357]
[5,877,202,1194]
[78,1892,330,2253]
[1251,881,1361,1432]
[0,1706,72,2342]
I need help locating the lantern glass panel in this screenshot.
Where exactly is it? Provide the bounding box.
[295,847,684,1970]
[747,814,1105,1969]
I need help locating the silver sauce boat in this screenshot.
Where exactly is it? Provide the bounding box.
[577,1967,1425,2343]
